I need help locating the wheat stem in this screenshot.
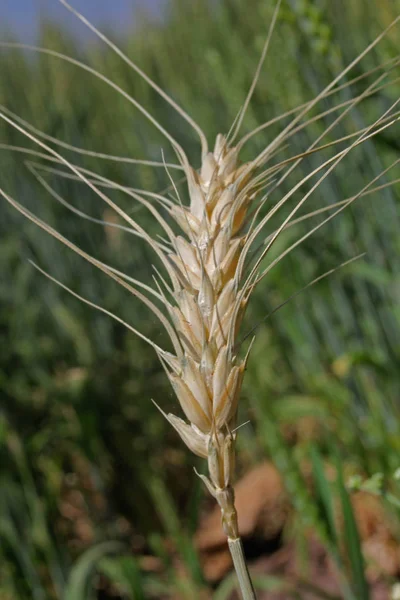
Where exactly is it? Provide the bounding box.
[228,537,257,600]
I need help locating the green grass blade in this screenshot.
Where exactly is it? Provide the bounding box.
[64,541,123,600]
[335,456,370,600]
[310,445,338,547]
[99,555,146,600]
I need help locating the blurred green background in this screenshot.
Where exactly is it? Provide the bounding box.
[1,0,400,598]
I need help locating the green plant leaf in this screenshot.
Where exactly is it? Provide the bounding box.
[148,475,203,585]
[310,445,338,548]
[335,457,369,600]
[64,542,123,600]
[99,555,146,600]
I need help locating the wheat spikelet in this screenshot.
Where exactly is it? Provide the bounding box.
[1,2,400,598]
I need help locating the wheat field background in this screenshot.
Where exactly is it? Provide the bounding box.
[1,0,400,598]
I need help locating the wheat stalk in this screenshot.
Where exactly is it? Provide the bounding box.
[1,2,399,598]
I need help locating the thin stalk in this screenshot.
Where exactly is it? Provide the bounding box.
[228,537,257,600]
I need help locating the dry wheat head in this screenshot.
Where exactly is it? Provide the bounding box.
[159,134,260,537]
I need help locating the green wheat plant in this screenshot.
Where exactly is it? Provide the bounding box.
[1,1,400,598]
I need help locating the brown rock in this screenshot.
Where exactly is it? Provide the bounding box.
[352,491,400,579]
